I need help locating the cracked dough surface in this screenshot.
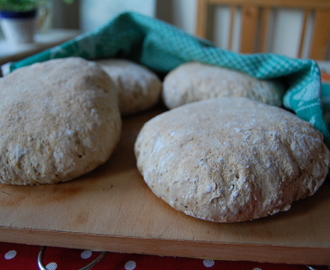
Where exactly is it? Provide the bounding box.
[0,57,121,185]
[135,97,330,222]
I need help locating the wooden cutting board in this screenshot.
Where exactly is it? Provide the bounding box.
[0,105,329,265]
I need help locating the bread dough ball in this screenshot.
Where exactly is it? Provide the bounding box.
[163,62,284,109]
[97,59,162,116]
[135,97,329,222]
[0,57,122,185]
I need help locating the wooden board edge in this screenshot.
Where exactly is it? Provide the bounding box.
[0,227,329,265]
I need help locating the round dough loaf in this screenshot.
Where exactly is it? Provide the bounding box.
[0,57,122,185]
[96,59,162,116]
[135,97,330,223]
[162,62,284,109]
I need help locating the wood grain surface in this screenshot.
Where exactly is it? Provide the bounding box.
[0,105,329,265]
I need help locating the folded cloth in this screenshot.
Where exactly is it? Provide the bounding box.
[3,11,330,148]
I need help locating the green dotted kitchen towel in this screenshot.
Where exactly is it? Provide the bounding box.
[3,11,330,148]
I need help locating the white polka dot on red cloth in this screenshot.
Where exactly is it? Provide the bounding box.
[124,260,136,270]
[253,268,262,270]
[45,262,57,270]
[4,250,17,260]
[80,250,92,259]
[203,259,215,267]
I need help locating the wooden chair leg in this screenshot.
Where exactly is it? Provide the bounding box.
[240,6,259,54]
[196,0,210,39]
[309,10,330,60]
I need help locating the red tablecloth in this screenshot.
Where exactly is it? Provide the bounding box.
[0,241,328,270]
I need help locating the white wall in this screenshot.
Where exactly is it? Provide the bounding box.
[80,0,156,32]
[167,0,197,36]
[270,9,304,58]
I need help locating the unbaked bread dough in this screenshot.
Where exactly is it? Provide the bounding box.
[162,62,284,109]
[96,59,162,116]
[135,97,330,222]
[0,57,122,185]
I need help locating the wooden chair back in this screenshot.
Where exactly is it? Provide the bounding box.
[196,0,330,60]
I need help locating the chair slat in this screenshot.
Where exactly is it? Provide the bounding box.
[309,10,330,60]
[228,5,237,50]
[196,0,210,38]
[240,6,259,53]
[297,9,310,58]
[208,0,330,9]
[259,7,270,53]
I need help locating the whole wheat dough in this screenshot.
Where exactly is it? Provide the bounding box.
[135,97,330,223]
[162,62,284,109]
[0,57,122,185]
[97,59,162,116]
